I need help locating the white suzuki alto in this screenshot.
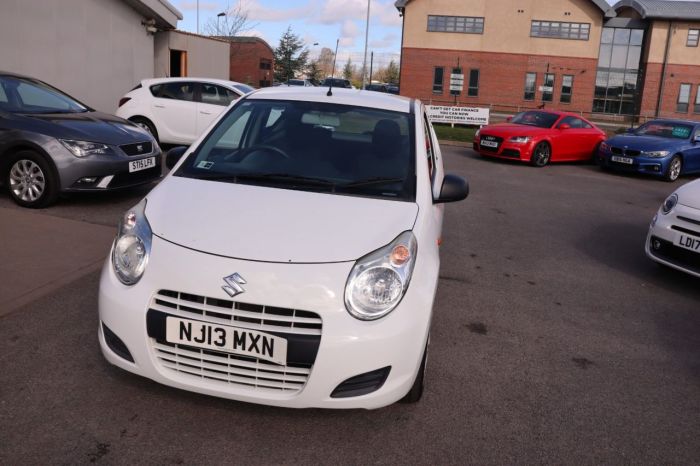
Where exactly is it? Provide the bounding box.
[98,87,468,409]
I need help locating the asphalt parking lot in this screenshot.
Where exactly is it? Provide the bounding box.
[1,145,699,464]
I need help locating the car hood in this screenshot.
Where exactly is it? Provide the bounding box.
[606,134,684,151]
[676,179,700,210]
[17,111,150,144]
[480,124,553,136]
[145,176,419,263]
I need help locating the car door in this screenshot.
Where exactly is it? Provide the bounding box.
[151,81,197,144]
[196,83,240,137]
[554,116,588,161]
[685,126,700,173]
[422,106,445,241]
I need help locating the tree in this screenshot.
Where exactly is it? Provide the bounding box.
[273,26,309,82]
[307,61,324,85]
[385,60,400,84]
[202,3,252,37]
[343,58,354,80]
[317,47,336,78]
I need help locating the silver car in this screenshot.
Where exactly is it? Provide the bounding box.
[0,71,161,208]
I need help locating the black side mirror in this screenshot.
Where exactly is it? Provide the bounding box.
[435,174,469,204]
[165,146,188,169]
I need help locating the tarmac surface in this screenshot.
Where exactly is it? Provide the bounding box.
[0,146,699,464]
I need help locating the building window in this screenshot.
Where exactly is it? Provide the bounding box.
[678,83,691,113]
[259,59,272,70]
[593,27,644,115]
[688,29,699,47]
[542,73,555,102]
[531,21,590,40]
[560,75,574,103]
[523,73,536,100]
[695,85,700,113]
[468,69,479,97]
[433,67,444,94]
[427,15,484,34]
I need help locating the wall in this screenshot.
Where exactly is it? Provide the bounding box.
[0,0,155,113]
[154,31,230,79]
[228,40,275,87]
[402,0,604,59]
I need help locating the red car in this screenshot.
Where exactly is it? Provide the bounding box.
[473,110,606,167]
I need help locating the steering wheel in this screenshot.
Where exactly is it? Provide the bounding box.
[239,144,290,160]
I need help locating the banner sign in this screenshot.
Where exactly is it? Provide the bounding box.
[427,105,490,126]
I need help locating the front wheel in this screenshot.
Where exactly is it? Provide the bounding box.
[6,150,59,208]
[664,155,682,182]
[530,142,551,167]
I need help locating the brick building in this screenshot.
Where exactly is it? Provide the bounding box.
[395,0,700,120]
[225,36,275,88]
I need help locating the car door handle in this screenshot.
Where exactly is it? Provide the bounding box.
[154,104,165,108]
[200,111,212,115]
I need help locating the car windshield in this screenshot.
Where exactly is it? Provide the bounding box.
[0,76,88,114]
[175,99,416,201]
[287,80,305,86]
[233,83,255,94]
[510,111,559,128]
[634,122,693,139]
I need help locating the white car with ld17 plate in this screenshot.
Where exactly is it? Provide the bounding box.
[98,86,468,409]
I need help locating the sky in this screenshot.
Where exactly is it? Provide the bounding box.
[173,0,403,68]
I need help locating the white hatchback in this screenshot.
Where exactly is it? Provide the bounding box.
[646,179,700,278]
[99,87,468,409]
[115,77,254,145]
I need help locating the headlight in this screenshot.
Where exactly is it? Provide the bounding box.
[600,141,610,152]
[661,193,678,215]
[60,139,112,157]
[643,150,669,158]
[112,199,152,285]
[344,231,418,321]
[509,136,531,143]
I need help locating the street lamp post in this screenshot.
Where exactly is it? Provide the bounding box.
[361,0,371,89]
[217,12,226,36]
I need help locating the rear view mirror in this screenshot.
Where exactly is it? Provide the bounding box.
[166,146,188,169]
[435,174,469,204]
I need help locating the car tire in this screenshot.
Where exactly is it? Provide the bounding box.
[130,117,159,144]
[400,337,428,404]
[6,150,59,208]
[664,155,682,182]
[530,142,551,167]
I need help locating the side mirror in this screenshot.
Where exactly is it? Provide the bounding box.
[558,123,571,130]
[435,174,469,204]
[506,116,513,122]
[626,127,636,134]
[694,134,700,143]
[165,146,188,169]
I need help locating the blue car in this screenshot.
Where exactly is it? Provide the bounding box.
[598,119,700,182]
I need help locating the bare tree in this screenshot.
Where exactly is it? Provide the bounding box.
[316,47,335,78]
[202,3,253,37]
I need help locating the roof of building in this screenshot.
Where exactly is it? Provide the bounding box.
[169,30,233,44]
[123,0,182,29]
[214,36,275,54]
[394,0,613,15]
[613,0,700,20]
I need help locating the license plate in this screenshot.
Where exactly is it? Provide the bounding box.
[480,140,499,148]
[611,155,633,164]
[165,316,287,365]
[129,157,156,173]
[676,233,700,253]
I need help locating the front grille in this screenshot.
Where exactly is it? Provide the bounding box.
[611,147,623,155]
[649,236,700,273]
[678,215,700,227]
[611,147,640,157]
[147,290,323,394]
[151,290,322,335]
[120,141,153,156]
[153,340,311,392]
[671,225,700,237]
[501,149,521,158]
[110,166,161,188]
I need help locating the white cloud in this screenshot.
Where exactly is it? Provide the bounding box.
[238,0,316,22]
[369,33,398,49]
[316,0,401,27]
[176,0,219,12]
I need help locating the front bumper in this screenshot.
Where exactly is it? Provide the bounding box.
[645,203,700,278]
[598,150,669,177]
[98,236,434,409]
[473,137,534,162]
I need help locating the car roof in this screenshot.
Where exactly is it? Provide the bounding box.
[246,86,414,113]
[140,77,248,88]
[645,118,700,126]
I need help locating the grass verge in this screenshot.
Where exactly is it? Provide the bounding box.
[433,124,478,143]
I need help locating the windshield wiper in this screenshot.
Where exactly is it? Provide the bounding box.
[341,177,405,188]
[192,171,335,187]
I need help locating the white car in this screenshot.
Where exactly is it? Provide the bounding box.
[115,77,254,145]
[646,179,700,278]
[98,87,469,409]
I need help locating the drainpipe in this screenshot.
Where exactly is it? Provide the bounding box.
[398,7,406,94]
[655,21,673,118]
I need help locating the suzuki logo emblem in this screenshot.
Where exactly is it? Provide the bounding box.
[222,273,247,297]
